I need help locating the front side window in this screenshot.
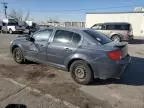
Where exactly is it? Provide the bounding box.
[91,24,105,30]
[33,29,53,41]
[53,30,81,44]
[7,20,18,26]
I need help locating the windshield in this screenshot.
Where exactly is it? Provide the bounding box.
[83,29,112,44]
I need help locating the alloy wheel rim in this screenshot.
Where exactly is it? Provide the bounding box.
[15,50,22,61]
[75,67,86,79]
[113,37,120,42]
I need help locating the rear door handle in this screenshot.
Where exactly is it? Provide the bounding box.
[65,48,72,52]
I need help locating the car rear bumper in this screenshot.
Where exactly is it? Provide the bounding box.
[92,55,131,79]
[123,35,133,41]
[128,35,134,41]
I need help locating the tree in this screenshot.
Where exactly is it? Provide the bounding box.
[47,17,60,23]
[8,9,30,21]
[24,11,30,21]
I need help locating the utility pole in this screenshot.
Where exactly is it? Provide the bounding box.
[1,2,8,18]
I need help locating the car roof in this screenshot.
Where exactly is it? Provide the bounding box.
[39,26,87,33]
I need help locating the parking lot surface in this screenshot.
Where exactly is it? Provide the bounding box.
[0,34,144,108]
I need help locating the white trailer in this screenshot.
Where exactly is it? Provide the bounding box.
[86,12,144,37]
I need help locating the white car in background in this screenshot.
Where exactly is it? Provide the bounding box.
[1,19,26,34]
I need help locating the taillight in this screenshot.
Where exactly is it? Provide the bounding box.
[108,50,122,61]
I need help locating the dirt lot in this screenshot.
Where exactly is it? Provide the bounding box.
[0,64,112,108]
[0,34,144,108]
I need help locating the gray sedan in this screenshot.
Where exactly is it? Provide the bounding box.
[10,27,131,85]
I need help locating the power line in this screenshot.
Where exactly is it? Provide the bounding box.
[30,4,144,14]
[50,5,143,12]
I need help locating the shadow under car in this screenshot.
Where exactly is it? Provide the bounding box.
[129,39,144,44]
[91,56,144,86]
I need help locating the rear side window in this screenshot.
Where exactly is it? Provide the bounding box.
[53,30,81,44]
[84,29,112,44]
[72,33,81,44]
[120,25,130,30]
[106,24,130,30]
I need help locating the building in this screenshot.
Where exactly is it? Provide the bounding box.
[41,21,85,28]
[134,7,144,12]
[86,12,144,37]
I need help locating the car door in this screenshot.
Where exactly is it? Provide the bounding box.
[33,29,53,62]
[105,24,116,36]
[47,29,81,66]
[24,29,53,61]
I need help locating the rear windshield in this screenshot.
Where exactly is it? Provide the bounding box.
[84,29,112,44]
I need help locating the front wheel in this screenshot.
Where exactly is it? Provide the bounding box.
[70,60,94,85]
[13,47,25,64]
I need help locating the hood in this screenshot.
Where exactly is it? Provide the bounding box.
[13,35,30,43]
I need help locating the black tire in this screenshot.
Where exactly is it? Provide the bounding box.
[13,47,25,64]
[1,30,4,34]
[29,31,32,35]
[19,31,22,34]
[70,60,94,85]
[9,29,13,34]
[111,35,121,42]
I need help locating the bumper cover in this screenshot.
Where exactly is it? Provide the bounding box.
[92,55,131,79]
[118,55,131,77]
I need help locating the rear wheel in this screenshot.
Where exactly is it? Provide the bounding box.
[13,47,25,64]
[111,35,121,42]
[20,31,24,34]
[70,60,94,85]
[9,29,13,34]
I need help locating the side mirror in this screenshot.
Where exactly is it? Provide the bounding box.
[30,37,35,42]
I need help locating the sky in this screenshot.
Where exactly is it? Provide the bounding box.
[1,0,144,22]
